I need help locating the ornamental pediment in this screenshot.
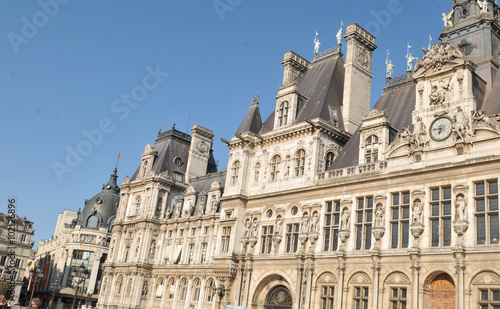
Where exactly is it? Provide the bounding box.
[413,43,469,79]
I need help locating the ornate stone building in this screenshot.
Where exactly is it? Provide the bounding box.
[99,1,500,308]
[35,168,120,308]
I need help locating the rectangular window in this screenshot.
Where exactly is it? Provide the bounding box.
[390,287,407,309]
[321,286,335,309]
[355,197,373,250]
[430,186,452,247]
[221,227,231,253]
[261,226,274,254]
[0,256,6,266]
[200,243,208,263]
[286,223,300,253]
[187,243,195,264]
[475,179,499,245]
[324,201,340,251]
[479,288,500,308]
[390,192,410,248]
[353,287,369,309]
[124,247,130,262]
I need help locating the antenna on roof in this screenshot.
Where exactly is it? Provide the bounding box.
[186,106,192,133]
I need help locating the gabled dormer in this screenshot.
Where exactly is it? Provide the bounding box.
[358,109,394,164]
[140,144,157,178]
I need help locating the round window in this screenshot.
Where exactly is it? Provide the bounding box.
[291,206,298,216]
[174,157,182,166]
[267,209,273,218]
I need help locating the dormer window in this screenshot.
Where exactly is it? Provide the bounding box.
[295,149,306,176]
[87,215,98,228]
[271,155,281,181]
[365,135,379,163]
[135,197,142,216]
[231,160,240,185]
[325,152,335,171]
[142,160,148,178]
[278,102,289,127]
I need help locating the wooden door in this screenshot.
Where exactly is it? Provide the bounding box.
[430,274,456,309]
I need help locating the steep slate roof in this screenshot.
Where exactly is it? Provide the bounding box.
[190,171,226,193]
[260,55,345,134]
[479,73,500,114]
[330,82,417,170]
[236,99,262,135]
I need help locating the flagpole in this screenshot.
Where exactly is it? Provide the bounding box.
[116,150,121,169]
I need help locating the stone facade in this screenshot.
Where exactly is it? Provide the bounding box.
[99,1,500,309]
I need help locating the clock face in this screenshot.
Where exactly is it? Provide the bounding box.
[430,117,453,141]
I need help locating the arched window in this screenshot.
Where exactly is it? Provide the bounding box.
[192,279,201,301]
[117,276,124,295]
[365,135,379,163]
[155,197,163,217]
[206,279,214,302]
[168,278,175,299]
[278,101,289,127]
[142,160,148,178]
[156,278,164,298]
[325,152,335,171]
[271,155,281,181]
[295,149,306,176]
[231,160,240,185]
[180,279,188,300]
[135,197,141,216]
[87,215,98,228]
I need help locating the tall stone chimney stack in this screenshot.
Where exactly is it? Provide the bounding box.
[186,125,214,180]
[342,23,377,134]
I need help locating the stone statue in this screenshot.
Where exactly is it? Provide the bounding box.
[442,9,454,27]
[300,213,309,234]
[406,43,418,71]
[254,166,259,182]
[340,208,350,231]
[472,110,500,129]
[336,21,344,45]
[453,106,472,143]
[429,77,450,105]
[412,199,423,225]
[250,218,258,238]
[243,219,251,237]
[455,194,467,221]
[411,116,428,151]
[478,0,489,13]
[275,215,283,235]
[314,31,321,54]
[309,213,319,233]
[374,205,384,228]
[386,50,394,78]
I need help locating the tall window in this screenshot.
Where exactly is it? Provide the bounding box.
[168,279,175,299]
[479,288,500,308]
[353,287,369,309]
[180,279,187,300]
[231,161,240,185]
[193,279,201,301]
[261,225,274,254]
[200,243,208,263]
[430,186,452,247]
[390,192,410,248]
[142,160,148,177]
[135,197,141,216]
[155,197,163,217]
[390,288,407,309]
[475,179,499,244]
[87,215,98,228]
[278,101,289,126]
[271,155,281,181]
[117,276,123,295]
[324,201,340,251]
[124,246,130,262]
[286,223,300,253]
[206,280,214,302]
[295,149,306,176]
[325,152,335,171]
[365,135,379,163]
[321,286,335,309]
[355,197,373,250]
[221,227,231,253]
[188,244,195,264]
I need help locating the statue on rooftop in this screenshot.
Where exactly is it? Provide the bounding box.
[442,9,454,27]
[386,50,394,78]
[336,20,344,45]
[314,31,321,54]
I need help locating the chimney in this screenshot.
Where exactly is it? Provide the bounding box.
[281,51,310,86]
[342,23,377,134]
[186,125,214,180]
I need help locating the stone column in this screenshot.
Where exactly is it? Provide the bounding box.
[242,260,253,307]
[336,253,346,309]
[371,253,381,309]
[198,276,207,309]
[184,276,193,309]
[454,248,466,309]
[304,262,314,309]
[171,275,181,309]
[294,262,304,309]
[409,249,421,309]
[235,258,245,305]
[159,275,169,309]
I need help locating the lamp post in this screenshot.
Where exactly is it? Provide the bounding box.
[28,261,44,306]
[70,263,89,309]
[50,279,59,308]
[212,277,230,309]
[86,289,93,309]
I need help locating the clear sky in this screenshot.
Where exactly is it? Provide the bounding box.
[0,0,448,247]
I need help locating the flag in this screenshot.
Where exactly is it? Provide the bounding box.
[80,236,86,245]
[117,151,120,160]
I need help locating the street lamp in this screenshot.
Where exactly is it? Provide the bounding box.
[50,279,59,308]
[70,263,90,309]
[212,277,230,309]
[28,261,44,306]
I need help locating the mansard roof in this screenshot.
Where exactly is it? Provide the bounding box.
[189,170,226,193]
[479,73,500,114]
[260,55,345,133]
[236,96,263,135]
[330,81,416,170]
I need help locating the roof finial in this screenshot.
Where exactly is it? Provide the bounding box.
[252,91,260,105]
[173,122,176,130]
[336,20,344,45]
[314,30,321,54]
[428,35,433,51]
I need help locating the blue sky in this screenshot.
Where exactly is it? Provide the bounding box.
[0,0,447,246]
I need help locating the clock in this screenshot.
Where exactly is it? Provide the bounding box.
[430,117,453,141]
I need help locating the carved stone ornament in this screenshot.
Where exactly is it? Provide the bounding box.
[356,46,370,68]
[472,110,500,131]
[414,42,466,73]
[453,220,469,235]
[410,224,425,238]
[453,106,473,144]
[372,227,385,241]
[458,39,476,56]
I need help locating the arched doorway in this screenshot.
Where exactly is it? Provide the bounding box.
[430,273,455,309]
[265,285,292,309]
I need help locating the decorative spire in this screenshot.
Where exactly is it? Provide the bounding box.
[103,167,120,194]
[252,91,260,105]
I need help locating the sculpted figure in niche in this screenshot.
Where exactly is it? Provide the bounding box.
[341,208,350,231]
[412,199,423,225]
[309,212,319,233]
[454,106,471,142]
[243,219,251,237]
[300,213,309,234]
[374,205,384,228]
[429,77,449,105]
[411,116,428,150]
[250,218,258,238]
[455,194,467,221]
[274,215,283,235]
